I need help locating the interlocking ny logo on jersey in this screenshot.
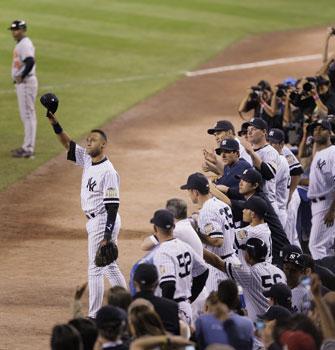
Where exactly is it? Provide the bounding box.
[317,159,326,171]
[87,177,97,192]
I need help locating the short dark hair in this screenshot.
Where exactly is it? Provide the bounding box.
[68,318,97,350]
[99,321,126,342]
[91,129,107,142]
[217,279,239,310]
[107,286,132,311]
[51,324,83,350]
[166,198,187,220]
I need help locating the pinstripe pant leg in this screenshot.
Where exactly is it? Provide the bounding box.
[87,216,105,318]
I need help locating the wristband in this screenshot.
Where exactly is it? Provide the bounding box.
[313,95,320,101]
[52,122,63,134]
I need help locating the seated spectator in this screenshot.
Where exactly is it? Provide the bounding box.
[68,318,98,350]
[95,305,129,350]
[51,324,83,350]
[214,139,251,187]
[132,263,180,335]
[195,292,230,350]
[107,286,132,311]
[128,300,166,338]
[263,283,293,311]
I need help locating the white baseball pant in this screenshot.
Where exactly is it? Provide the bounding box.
[15,76,38,152]
[86,212,127,318]
[309,199,335,260]
[285,190,301,247]
[178,300,193,326]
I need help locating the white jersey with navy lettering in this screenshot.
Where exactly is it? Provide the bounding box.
[70,143,120,215]
[198,197,235,258]
[153,238,207,300]
[255,144,281,209]
[291,282,311,314]
[226,260,286,321]
[235,223,272,264]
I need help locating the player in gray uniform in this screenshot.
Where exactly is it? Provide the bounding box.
[46,113,127,318]
[239,118,281,213]
[9,20,38,158]
[268,129,291,227]
[180,172,240,292]
[204,237,286,321]
[307,119,335,260]
[151,209,209,325]
[235,196,272,264]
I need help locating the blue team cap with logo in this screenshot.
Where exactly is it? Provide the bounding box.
[268,128,285,144]
[180,172,210,194]
[235,168,262,185]
[8,20,27,30]
[150,209,174,230]
[215,138,240,155]
[241,118,268,131]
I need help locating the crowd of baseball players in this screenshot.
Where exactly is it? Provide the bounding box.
[7,19,335,350]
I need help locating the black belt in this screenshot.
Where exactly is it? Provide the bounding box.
[174,297,188,303]
[312,196,326,203]
[221,253,234,260]
[86,212,96,219]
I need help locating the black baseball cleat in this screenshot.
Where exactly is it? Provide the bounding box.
[10,147,24,154]
[11,148,35,159]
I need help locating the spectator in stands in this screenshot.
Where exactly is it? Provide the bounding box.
[68,318,98,350]
[132,263,180,335]
[107,286,132,311]
[263,283,293,311]
[51,324,83,350]
[95,305,129,350]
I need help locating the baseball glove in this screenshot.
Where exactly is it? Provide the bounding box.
[95,241,119,267]
[40,93,59,116]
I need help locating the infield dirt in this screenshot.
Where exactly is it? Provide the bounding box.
[0,27,327,349]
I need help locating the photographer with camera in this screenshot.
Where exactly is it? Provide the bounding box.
[238,80,279,128]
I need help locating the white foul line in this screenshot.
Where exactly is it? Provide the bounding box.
[185,53,323,77]
[0,53,323,94]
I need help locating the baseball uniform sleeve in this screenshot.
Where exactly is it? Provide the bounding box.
[191,250,208,278]
[226,262,251,287]
[154,252,177,285]
[199,213,223,239]
[18,38,34,61]
[67,141,91,167]
[102,171,120,206]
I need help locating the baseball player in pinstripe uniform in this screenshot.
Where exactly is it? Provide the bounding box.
[235,196,272,264]
[268,129,291,227]
[307,119,335,260]
[180,172,240,292]
[204,237,286,321]
[239,118,281,213]
[46,113,127,318]
[150,209,209,325]
[9,20,38,159]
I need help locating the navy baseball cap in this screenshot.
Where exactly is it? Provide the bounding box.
[241,237,268,261]
[283,252,306,269]
[268,128,285,144]
[258,305,292,321]
[180,172,210,194]
[150,209,174,230]
[8,20,27,30]
[307,119,332,134]
[263,283,292,303]
[242,118,268,131]
[207,120,235,135]
[235,168,263,185]
[96,305,127,329]
[242,196,268,218]
[279,244,303,260]
[215,138,240,155]
[134,263,158,286]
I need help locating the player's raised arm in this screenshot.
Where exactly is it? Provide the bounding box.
[40,93,71,150]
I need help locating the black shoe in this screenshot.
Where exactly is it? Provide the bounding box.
[10,147,24,154]
[12,148,35,159]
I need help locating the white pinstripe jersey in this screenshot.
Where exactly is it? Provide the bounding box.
[276,155,290,210]
[255,144,281,206]
[282,146,302,175]
[226,261,286,321]
[308,145,335,199]
[153,238,207,299]
[291,283,311,314]
[235,223,272,264]
[198,197,235,257]
[69,143,120,214]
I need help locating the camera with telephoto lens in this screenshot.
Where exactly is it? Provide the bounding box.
[302,77,317,95]
[249,86,262,101]
[289,90,301,107]
[276,83,288,98]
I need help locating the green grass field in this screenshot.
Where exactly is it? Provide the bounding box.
[1,0,335,190]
